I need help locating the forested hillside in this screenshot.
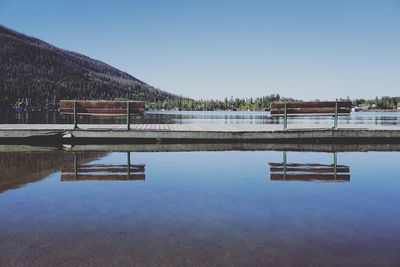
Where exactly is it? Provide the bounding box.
[0,25,178,110]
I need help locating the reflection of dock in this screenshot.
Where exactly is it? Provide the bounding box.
[268,152,350,182]
[61,152,145,181]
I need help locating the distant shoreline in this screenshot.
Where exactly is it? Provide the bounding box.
[358,109,400,112]
[2,109,400,113]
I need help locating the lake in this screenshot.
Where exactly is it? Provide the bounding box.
[1,110,400,126]
[1,111,400,266]
[1,147,400,266]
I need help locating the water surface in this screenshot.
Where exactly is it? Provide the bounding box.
[2,110,400,126]
[1,149,400,266]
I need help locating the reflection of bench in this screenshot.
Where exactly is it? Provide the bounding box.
[61,152,145,181]
[268,152,350,181]
[270,101,352,130]
[59,100,145,129]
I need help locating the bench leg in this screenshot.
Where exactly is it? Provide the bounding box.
[283,102,288,131]
[333,102,338,129]
[126,102,130,130]
[73,100,78,129]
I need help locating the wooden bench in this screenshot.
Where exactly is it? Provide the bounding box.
[59,100,145,129]
[270,101,352,130]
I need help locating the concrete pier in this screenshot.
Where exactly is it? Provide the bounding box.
[1,124,400,143]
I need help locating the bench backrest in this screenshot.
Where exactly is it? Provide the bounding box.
[270,101,352,116]
[268,162,350,181]
[59,100,145,116]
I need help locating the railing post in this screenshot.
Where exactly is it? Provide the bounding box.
[126,101,130,130]
[73,100,78,129]
[333,102,338,129]
[283,102,288,131]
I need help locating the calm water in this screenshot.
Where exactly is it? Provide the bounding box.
[1,149,400,266]
[1,110,400,125]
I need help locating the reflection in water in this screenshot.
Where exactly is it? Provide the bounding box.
[268,152,350,181]
[1,150,400,267]
[0,151,106,193]
[61,152,145,181]
[2,110,400,125]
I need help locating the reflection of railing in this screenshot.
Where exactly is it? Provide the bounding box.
[61,152,145,181]
[268,152,350,181]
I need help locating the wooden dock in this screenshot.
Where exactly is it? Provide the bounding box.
[3,142,400,153]
[1,124,400,143]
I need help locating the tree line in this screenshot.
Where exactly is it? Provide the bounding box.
[353,96,400,110]
[147,94,286,111]
[149,95,400,111]
[3,93,400,112]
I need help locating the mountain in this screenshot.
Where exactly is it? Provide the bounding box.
[0,25,178,109]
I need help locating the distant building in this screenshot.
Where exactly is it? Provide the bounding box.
[351,104,370,112]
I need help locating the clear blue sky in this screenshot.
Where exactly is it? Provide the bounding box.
[1,0,399,100]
